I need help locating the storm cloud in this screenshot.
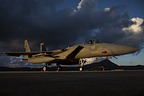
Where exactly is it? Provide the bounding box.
[0,0,144,52]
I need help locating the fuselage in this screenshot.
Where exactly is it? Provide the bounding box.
[74,43,138,58]
[27,43,138,64]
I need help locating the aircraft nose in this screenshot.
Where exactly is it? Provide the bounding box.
[108,44,139,56]
[126,46,139,52]
[117,46,139,55]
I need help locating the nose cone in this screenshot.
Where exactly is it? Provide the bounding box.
[123,46,139,54]
[112,45,139,55]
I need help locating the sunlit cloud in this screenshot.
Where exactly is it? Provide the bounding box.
[122,17,144,34]
[104,8,111,12]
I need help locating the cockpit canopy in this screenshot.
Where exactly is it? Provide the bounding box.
[86,40,103,44]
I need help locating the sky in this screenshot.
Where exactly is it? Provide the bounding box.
[0,0,144,67]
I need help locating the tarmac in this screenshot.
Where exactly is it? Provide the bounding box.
[0,70,144,96]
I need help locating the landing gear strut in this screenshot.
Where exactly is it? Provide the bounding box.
[56,64,61,72]
[43,63,50,72]
[43,66,47,72]
[79,58,86,71]
[43,63,47,72]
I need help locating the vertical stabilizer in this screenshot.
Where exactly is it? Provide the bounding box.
[40,42,47,52]
[24,40,31,59]
[24,40,31,52]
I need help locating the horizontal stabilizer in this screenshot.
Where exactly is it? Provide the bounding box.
[4,51,54,56]
[40,42,47,52]
[4,52,39,56]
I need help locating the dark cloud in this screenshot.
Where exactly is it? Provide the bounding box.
[0,0,144,51]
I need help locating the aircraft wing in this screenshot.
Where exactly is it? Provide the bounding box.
[66,46,84,59]
[55,45,84,59]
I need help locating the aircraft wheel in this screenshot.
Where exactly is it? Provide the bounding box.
[43,66,47,72]
[57,67,60,72]
[79,67,83,72]
[56,64,62,72]
[57,66,62,72]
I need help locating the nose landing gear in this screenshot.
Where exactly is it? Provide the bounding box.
[79,58,86,72]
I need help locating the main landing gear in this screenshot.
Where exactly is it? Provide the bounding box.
[56,64,62,72]
[43,63,49,72]
[42,63,62,72]
[43,66,47,72]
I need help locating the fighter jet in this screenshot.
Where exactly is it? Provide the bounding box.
[5,40,138,71]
